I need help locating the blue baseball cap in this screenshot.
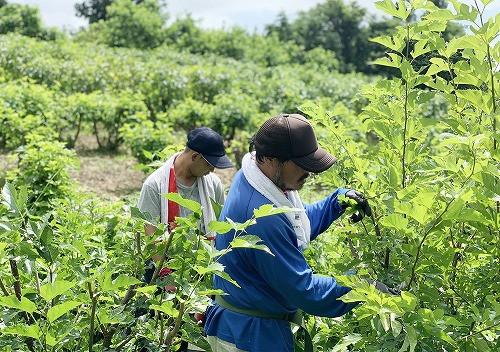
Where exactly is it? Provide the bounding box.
[186,127,233,169]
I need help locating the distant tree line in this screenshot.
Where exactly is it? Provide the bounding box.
[0,0,464,75]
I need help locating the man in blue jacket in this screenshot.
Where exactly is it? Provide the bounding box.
[204,114,372,352]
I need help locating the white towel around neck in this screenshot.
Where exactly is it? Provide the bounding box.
[241,152,311,251]
[159,152,216,238]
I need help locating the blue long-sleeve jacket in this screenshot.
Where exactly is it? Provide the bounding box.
[204,170,357,351]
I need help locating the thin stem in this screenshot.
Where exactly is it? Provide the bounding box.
[150,229,176,284]
[402,23,410,189]
[9,259,22,300]
[87,282,97,352]
[0,277,9,296]
[114,334,134,351]
[163,301,186,348]
[459,321,500,340]
[473,0,497,150]
[33,262,40,295]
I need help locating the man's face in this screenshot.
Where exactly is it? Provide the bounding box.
[275,160,310,191]
[190,153,215,177]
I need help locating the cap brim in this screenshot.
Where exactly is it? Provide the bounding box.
[203,154,233,169]
[291,147,336,173]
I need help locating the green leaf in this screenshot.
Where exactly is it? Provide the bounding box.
[111,275,142,289]
[411,40,432,59]
[1,182,19,214]
[375,0,410,20]
[208,221,233,234]
[407,326,417,352]
[479,0,494,6]
[46,301,82,323]
[370,35,404,51]
[2,324,40,339]
[400,292,418,311]
[371,53,402,68]
[426,57,448,76]
[423,9,455,22]
[0,295,37,314]
[194,262,225,275]
[101,274,142,292]
[226,217,256,231]
[446,35,486,57]
[380,311,391,332]
[253,204,294,219]
[396,202,429,224]
[40,280,76,301]
[400,60,416,81]
[130,206,154,223]
[391,314,403,337]
[136,285,158,296]
[230,235,274,256]
[197,289,226,296]
[150,301,179,317]
[214,271,241,288]
[331,334,362,352]
[165,192,201,215]
[210,197,223,219]
[380,214,409,231]
[399,333,410,352]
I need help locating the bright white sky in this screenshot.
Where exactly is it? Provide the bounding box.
[9,0,500,32]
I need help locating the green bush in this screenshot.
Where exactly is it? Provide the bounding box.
[0,80,61,150]
[138,64,188,117]
[168,98,213,131]
[210,91,259,140]
[0,4,44,38]
[88,90,149,150]
[85,0,166,49]
[186,66,234,103]
[7,133,78,214]
[120,118,174,164]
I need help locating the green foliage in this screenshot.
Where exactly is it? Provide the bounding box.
[0,3,63,40]
[0,185,283,350]
[75,0,113,23]
[84,0,166,49]
[299,0,499,350]
[120,119,175,164]
[0,4,43,38]
[0,33,370,159]
[7,134,78,214]
[291,0,369,72]
[0,80,61,150]
[210,91,259,141]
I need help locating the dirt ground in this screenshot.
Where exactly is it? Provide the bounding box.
[1,134,236,201]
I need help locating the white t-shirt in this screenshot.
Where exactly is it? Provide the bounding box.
[137,164,225,224]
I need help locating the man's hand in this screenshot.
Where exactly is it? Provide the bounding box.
[341,190,372,223]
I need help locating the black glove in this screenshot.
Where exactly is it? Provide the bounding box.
[368,279,401,296]
[341,190,372,223]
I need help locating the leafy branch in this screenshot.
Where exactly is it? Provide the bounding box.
[407,144,477,288]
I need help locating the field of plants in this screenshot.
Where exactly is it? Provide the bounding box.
[0,0,498,351]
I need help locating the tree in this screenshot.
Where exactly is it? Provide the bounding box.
[75,0,146,23]
[86,0,166,49]
[265,11,293,42]
[0,3,44,37]
[266,0,369,73]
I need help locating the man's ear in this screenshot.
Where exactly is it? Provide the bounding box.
[191,152,200,161]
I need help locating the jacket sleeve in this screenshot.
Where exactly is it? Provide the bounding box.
[305,188,349,241]
[248,213,358,317]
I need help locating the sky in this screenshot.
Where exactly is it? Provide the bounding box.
[10,0,500,33]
